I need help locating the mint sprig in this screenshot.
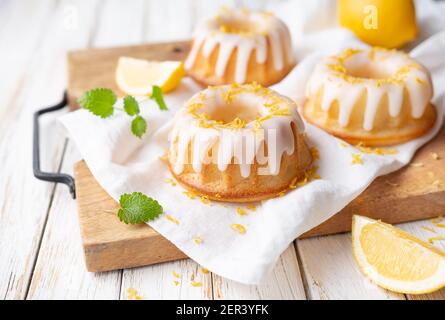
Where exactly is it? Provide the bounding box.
[151,85,168,110]
[131,115,147,138]
[123,95,140,116]
[78,88,116,118]
[78,87,168,138]
[118,192,163,224]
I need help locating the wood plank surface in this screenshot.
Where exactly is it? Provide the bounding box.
[212,245,307,299]
[23,0,126,299]
[296,235,405,300]
[0,0,71,299]
[28,142,122,299]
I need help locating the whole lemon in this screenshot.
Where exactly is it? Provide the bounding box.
[338,0,417,48]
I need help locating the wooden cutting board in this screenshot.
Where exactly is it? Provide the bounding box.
[68,41,445,272]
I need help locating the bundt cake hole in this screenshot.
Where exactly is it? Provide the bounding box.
[216,15,266,35]
[344,60,395,80]
[206,101,260,124]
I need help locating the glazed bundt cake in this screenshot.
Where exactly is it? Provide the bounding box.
[185,7,295,87]
[303,47,436,146]
[168,83,313,202]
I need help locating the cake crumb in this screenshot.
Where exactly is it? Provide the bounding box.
[431,152,440,160]
[410,162,424,167]
[310,147,320,160]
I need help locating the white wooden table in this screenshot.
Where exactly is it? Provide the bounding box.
[1,0,445,300]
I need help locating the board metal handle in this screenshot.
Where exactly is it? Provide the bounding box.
[33,91,76,199]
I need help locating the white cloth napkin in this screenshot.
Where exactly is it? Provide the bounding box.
[60,1,445,284]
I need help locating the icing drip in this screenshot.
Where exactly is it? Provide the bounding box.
[185,8,294,84]
[306,47,433,131]
[169,84,304,177]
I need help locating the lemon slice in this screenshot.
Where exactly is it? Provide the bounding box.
[352,215,445,294]
[115,57,185,95]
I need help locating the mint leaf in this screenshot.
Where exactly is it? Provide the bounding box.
[78,88,116,118]
[117,192,163,224]
[131,115,147,138]
[151,85,168,110]
[123,95,140,116]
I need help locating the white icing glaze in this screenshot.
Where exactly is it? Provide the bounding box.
[169,84,304,178]
[185,8,294,84]
[306,47,433,131]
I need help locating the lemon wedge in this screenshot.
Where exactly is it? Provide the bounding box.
[352,215,445,294]
[115,57,185,95]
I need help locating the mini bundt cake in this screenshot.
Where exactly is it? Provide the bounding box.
[303,47,436,146]
[168,83,312,202]
[185,7,295,87]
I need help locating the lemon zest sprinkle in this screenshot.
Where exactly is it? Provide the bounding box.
[201,268,210,274]
[127,288,143,300]
[172,271,181,278]
[421,226,437,234]
[159,153,169,161]
[351,153,363,165]
[200,195,211,204]
[236,207,247,216]
[193,236,203,245]
[428,236,444,244]
[173,280,180,286]
[164,178,177,186]
[231,224,247,234]
[183,190,197,200]
[191,281,203,287]
[277,190,286,197]
[165,214,180,225]
[416,77,425,85]
[247,204,257,211]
